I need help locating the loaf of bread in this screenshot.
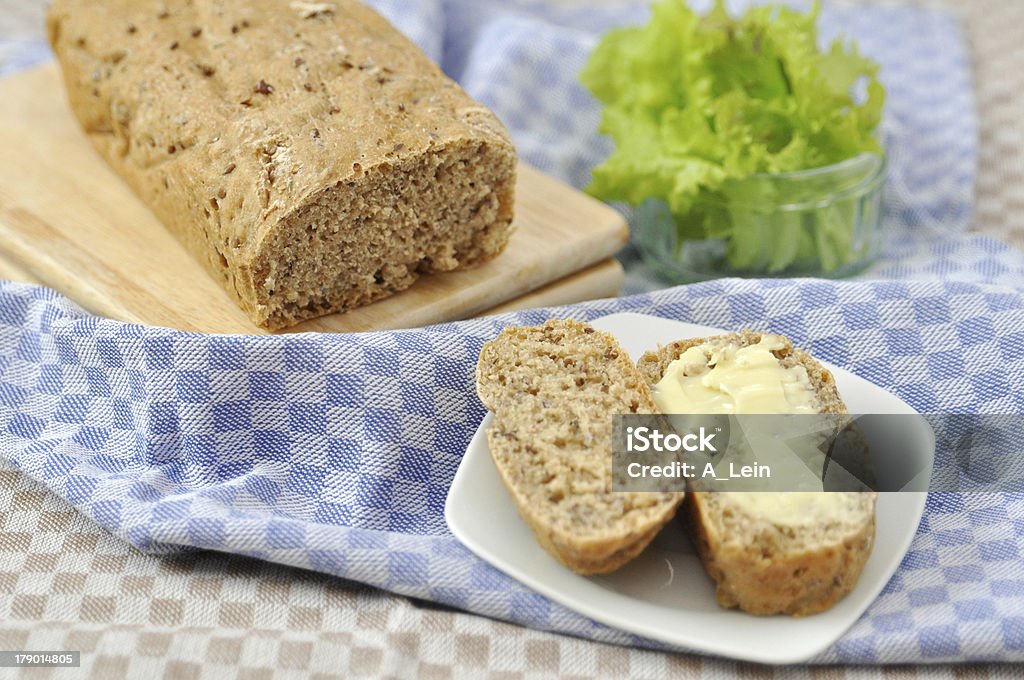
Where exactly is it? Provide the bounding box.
[476,320,683,575]
[637,331,877,616]
[47,0,516,329]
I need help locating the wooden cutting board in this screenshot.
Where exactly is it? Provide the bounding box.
[0,64,627,333]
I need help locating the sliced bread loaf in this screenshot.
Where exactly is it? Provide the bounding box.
[476,319,683,574]
[48,0,516,329]
[637,330,877,616]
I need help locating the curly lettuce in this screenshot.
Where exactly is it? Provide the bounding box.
[582,0,885,273]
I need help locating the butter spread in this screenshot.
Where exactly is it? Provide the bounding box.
[653,334,848,525]
[651,335,818,415]
[723,491,851,525]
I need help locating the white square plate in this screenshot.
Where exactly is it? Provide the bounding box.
[445,313,932,664]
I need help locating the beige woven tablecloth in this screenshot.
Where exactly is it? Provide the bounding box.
[1,1,1023,677]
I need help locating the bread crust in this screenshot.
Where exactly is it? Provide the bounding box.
[685,492,875,616]
[48,0,516,329]
[477,320,683,575]
[638,329,877,616]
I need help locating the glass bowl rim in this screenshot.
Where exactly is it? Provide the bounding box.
[699,151,887,212]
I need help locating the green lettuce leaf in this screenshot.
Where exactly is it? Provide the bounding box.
[581,0,886,274]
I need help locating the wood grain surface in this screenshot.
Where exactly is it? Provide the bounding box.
[0,64,628,333]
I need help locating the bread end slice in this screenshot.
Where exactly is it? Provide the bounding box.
[638,329,877,616]
[477,319,683,575]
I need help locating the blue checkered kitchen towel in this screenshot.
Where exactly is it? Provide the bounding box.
[3,0,1024,664]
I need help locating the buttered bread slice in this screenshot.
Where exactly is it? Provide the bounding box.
[637,330,876,616]
[476,320,683,574]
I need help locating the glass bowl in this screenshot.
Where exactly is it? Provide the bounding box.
[631,152,886,281]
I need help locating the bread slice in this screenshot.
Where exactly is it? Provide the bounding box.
[47,0,515,329]
[637,330,877,616]
[476,320,683,574]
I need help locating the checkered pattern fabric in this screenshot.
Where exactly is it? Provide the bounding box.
[3,0,1024,666]
[4,457,1021,677]
[2,277,1024,663]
